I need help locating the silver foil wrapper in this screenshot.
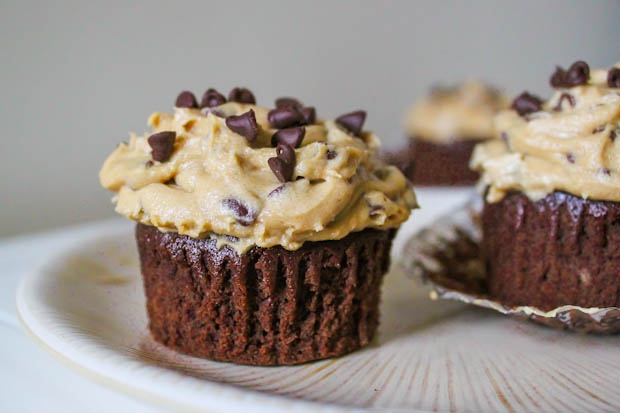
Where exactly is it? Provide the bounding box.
[398,201,620,334]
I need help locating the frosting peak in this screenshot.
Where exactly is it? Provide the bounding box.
[100,95,417,252]
[471,62,620,203]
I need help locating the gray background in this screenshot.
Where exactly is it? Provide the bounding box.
[2,0,619,238]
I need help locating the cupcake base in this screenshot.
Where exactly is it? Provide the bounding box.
[482,191,620,311]
[136,224,395,366]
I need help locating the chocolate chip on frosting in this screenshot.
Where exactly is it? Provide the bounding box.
[566,153,575,164]
[511,92,543,116]
[608,68,620,88]
[550,61,590,88]
[228,87,256,104]
[611,129,618,142]
[268,106,304,129]
[225,109,259,142]
[200,88,226,108]
[175,91,198,108]
[268,143,296,182]
[335,110,366,137]
[147,131,176,162]
[301,106,316,124]
[222,198,256,226]
[275,97,303,109]
[271,127,305,148]
[553,93,576,112]
[327,149,337,160]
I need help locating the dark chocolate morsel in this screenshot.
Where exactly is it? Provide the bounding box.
[175,91,198,108]
[301,106,316,124]
[222,198,256,226]
[267,184,286,197]
[271,127,305,148]
[327,149,337,159]
[600,168,611,176]
[275,97,303,109]
[225,109,259,142]
[200,88,226,108]
[608,68,620,88]
[268,157,294,183]
[268,106,304,129]
[565,61,590,87]
[147,131,176,162]
[276,142,296,165]
[335,110,366,137]
[550,66,568,88]
[611,129,618,142]
[553,93,576,112]
[593,125,606,134]
[566,153,575,164]
[228,87,256,104]
[511,92,543,116]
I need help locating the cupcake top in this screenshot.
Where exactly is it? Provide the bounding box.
[471,61,620,203]
[404,81,510,143]
[100,88,417,252]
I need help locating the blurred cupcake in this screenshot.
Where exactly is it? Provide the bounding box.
[385,81,509,186]
[99,87,417,365]
[471,61,620,310]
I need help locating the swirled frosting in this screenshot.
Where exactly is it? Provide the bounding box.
[404,81,509,143]
[100,101,417,252]
[471,64,620,203]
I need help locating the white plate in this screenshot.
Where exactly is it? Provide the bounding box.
[17,190,620,412]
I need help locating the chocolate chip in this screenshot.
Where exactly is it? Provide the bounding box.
[147,131,176,162]
[550,66,567,88]
[175,91,198,108]
[228,87,256,104]
[200,88,226,108]
[276,142,296,165]
[268,157,294,183]
[608,68,620,88]
[593,125,606,134]
[327,149,337,159]
[600,168,611,176]
[225,109,259,142]
[566,153,575,163]
[511,92,543,116]
[271,127,305,148]
[565,61,590,87]
[553,93,576,112]
[335,110,366,137]
[611,129,618,142]
[268,106,304,129]
[301,106,316,124]
[268,143,296,182]
[145,160,154,168]
[275,97,303,109]
[267,184,286,197]
[550,61,590,88]
[222,198,256,226]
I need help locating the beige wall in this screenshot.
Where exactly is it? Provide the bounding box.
[1,0,619,238]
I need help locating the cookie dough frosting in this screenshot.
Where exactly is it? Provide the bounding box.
[471,62,620,203]
[405,81,509,143]
[100,89,417,253]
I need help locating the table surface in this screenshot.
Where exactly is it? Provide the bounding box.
[0,189,470,412]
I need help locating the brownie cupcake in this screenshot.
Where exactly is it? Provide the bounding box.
[385,81,509,186]
[471,61,620,311]
[99,88,417,365]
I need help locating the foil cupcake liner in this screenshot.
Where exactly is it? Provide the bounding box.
[398,200,620,334]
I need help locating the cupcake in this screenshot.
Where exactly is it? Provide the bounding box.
[471,61,620,311]
[384,81,509,186]
[99,87,417,365]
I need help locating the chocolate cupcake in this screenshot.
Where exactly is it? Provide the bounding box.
[99,88,417,365]
[471,61,620,311]
[385,81,509,186]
